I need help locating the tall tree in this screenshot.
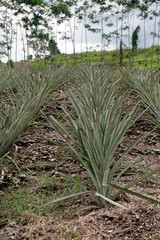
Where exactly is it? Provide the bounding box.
[11,0,72,61]
[150,1,159,68]
[0,0,16,61]
[91,0,115,63]
[131,25,140,65]
[138,0,150,68]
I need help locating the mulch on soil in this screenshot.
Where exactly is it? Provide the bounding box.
[1,203,160,239]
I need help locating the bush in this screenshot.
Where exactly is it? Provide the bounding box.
[7,59,14,68]
[29,60,46,71]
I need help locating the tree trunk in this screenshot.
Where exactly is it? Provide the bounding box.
[84,12,89,64]
[69,17,76,66]
[120,40,123,67]
[127,13,131,66]
[143,18,146,69]
[15,23,18,62]
[150,3,157,68]
[19,19,26,60]
[81,23,83,63]
[101,12,104,63]
[120,6,123,67]
[158,16,160,67]
[116,13,119,59]
[65,24,68,64]
[131,10,135,65]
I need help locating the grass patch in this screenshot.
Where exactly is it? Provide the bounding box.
[45,46,160,69]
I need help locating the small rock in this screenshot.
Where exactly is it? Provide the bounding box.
[155,214,160,220]
[19,174,27,180]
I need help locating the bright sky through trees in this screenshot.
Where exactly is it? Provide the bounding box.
[0,0,159,62]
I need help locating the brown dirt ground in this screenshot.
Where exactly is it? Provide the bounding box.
[0,89,160,240]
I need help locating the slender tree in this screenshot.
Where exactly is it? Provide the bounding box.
[138,1,150,68]
[131,25,140,65]
[150,1,158,68]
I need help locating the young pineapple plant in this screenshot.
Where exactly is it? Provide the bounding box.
[0,67,70,160]
[45,66,143,208]
[121,68,160,129]
[0,66,15,95]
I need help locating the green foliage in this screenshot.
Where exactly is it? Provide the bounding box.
[29,60,47,71]
[27,55,33,61]
[48,38,61,56]
[51,3,71,18]
[0,66,15,93]
[0,185,59,220]
[12,0,44,6]
[121,68,160,129]
[0,66,70,160]
[132,25,140,52]
[49,46,160,69]
[45,66,143,207]
[7,59,14,68]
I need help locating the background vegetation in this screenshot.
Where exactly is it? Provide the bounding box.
[0,0,160,69]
